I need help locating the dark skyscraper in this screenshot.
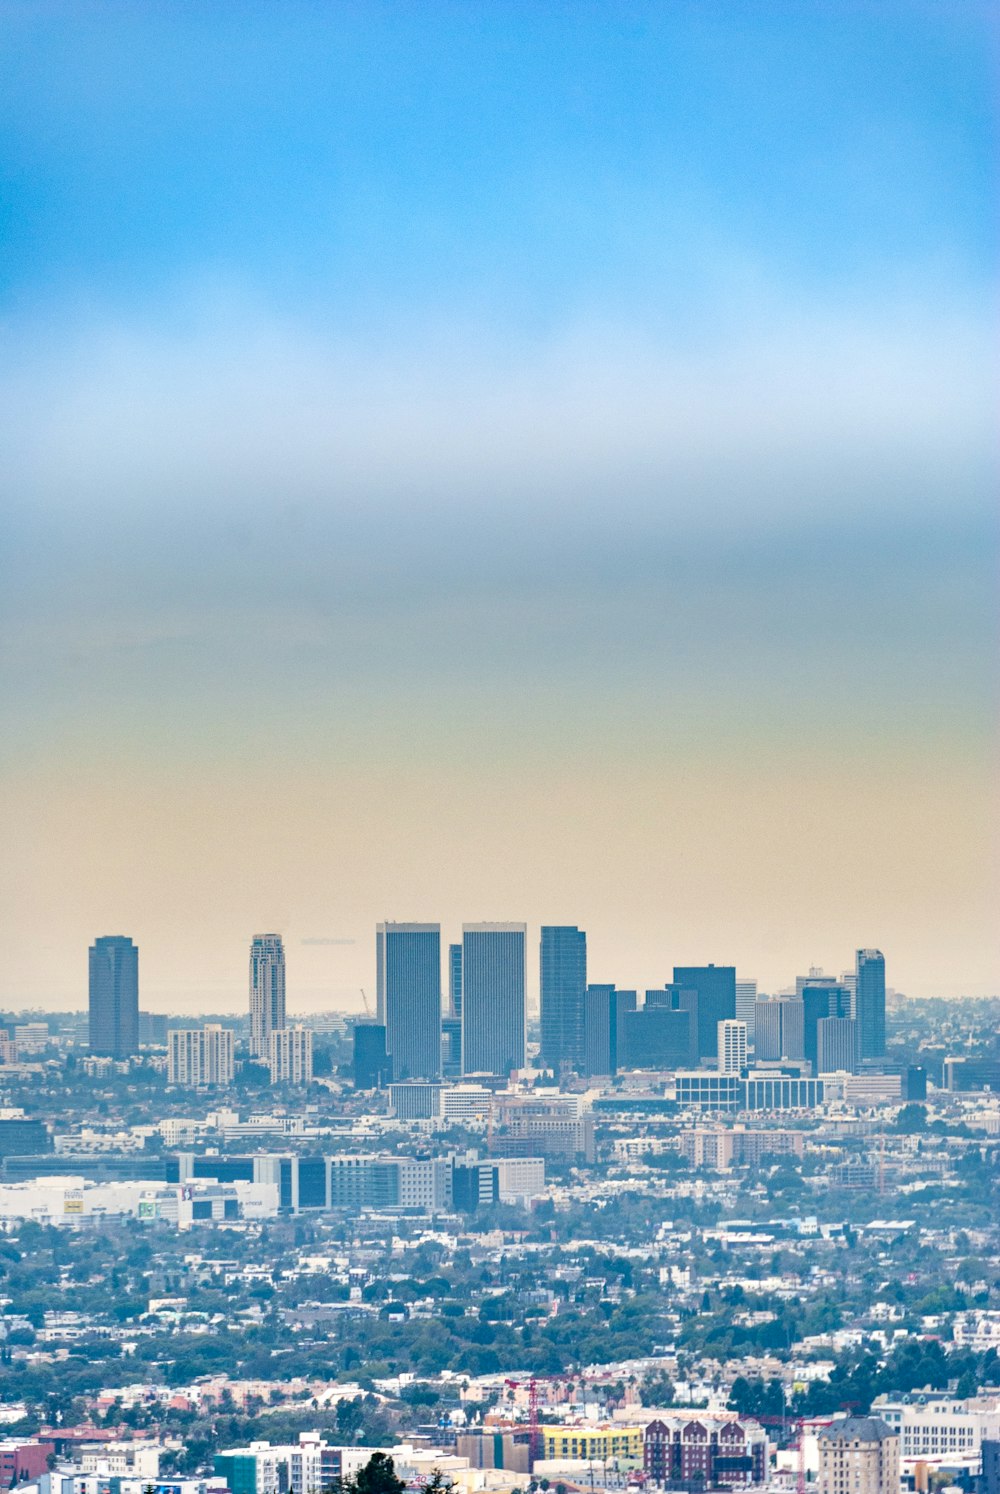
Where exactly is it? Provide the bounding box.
[352,1022,390,1089]
[88,935,139,1058]
[376,923,442,1081]
[448,942,463,1017]
[802,981,851,1070]
[540,925,587,1073]
[622,1002,697,1070]
[855,948,886,1059]
[584,985,636,1076]
[672,964,736,1059]
[461,923,526,1077]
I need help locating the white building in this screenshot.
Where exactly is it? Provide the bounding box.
[250,933,286,1060]
[78,1443,163,1478]
[168,1025,235,1087]
[269,1025,313,1086]
[873,1395,1000,1462]
[718,1020,748,1074]
[440,1085,494,1123]
[952,1312,1000,1351]
[0,1176,278,1227]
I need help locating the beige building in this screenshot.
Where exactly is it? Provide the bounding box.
[167,1024,234,1087]
[818,1417,899,1494]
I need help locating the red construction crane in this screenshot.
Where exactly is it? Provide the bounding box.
[504,1376,542,1462]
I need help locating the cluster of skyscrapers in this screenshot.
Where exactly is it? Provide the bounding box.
[85,926,886,1089]
[357,925,887,1086]
[87,931,312,1085]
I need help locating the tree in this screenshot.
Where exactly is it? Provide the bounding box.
[351,1454,406,1494]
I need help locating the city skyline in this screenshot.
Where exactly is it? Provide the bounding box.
[69,922,891,1034]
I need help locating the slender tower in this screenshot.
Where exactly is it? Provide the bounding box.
[249,934,286,1059]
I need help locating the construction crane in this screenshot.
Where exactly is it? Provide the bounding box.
[503,1377,541,1463]
[359,988,372,1018]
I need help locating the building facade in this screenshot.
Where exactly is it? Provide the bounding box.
[672,965,736,1060]
[167,1024,235,1087]
[816,1016,859,1075]
[735,978,757,1044]
[249,934,286,1060]
[448,942,463,1017]
[375,923,442,1081]
[817,1418,898,1494]
[539,925,587,1074]
[88,936,139,1059]
[461,923,526,1077]
[643,1416,768,1486]
[718,1020,748,1074]
[268,1025,313,1086]
[855,949,886,1060]
[754,996,805,1062]
[584,985,637,1076]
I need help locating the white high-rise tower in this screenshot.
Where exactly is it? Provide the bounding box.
[250,933,286,1059]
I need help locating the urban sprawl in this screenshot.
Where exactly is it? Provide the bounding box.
[0,926,997,1494]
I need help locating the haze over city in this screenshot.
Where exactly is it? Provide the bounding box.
[2,3,997,1011]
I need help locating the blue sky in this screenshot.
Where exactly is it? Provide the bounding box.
[0,1,997,1006]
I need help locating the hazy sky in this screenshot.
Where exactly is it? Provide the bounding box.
[1,2,997,1011]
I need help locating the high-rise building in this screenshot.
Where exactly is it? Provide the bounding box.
[583,985,637,1076]
[718,1020,748,1074]
[375,923,442,1081]
[754,996,805,1062]
[802,981,851,1070]
[249,934,286,1060]
[817,1419,898,1494]
[735,979,757,1044]
[816,1016,859,1074]
[672,965,736,1059]
[441,1015,462,1076]
[88,936,139,1058]
[461,923,526,1078]
[539,925,587,1075]
[855,949,886,1059]
[269,1024,313,1085]
[352,1022,390,1089]
[621,1003,697,1070]
[448,942,463,1018]
[168,1024,235,1087]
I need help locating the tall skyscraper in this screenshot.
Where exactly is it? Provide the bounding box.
[539,925,587,1074]
[718,1020,748,1074]
[352,1021,390,1089]
[672,965,736,1059]
[816,1016,859,1074]
[88,935,139,1058]
[461,923,526,1077]
[802,980,851,1071]
[855,949,886,1059]
[448,942,463,1017]
[753,995,805,1062]
[249,934,286,1059]
[376,923,442,1081]
[584,985,636,1076]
